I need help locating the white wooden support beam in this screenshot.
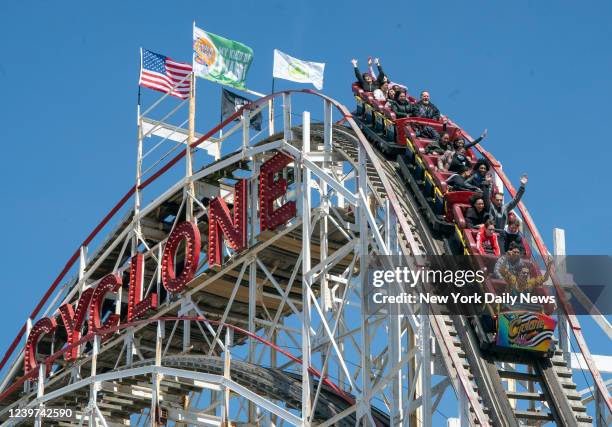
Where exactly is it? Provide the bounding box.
[357,140,374,426]
[283,93,292,141]
[248,257,257,424]
[420,302,432,427]
[89,335,100,427]
[268,99,275,136]
[553,227,571,367]
[34,364,45,427]
[242,108,250,157]
[301,111,313,427]
[222,329,231,426]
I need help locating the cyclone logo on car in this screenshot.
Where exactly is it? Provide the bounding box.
[194,36,216,69]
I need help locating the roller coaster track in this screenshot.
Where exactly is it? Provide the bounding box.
[0,90,608,426]
[337,121,594,426]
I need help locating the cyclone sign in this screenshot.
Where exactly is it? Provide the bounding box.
[21,152,296,379]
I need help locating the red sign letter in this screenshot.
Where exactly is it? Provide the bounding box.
[59,288,94,361]
[259,153,296,231]
[24,317,57,376]
[208,179,247,267]
[127,253,158,321]
[88,274,122,335]
[162,221,201,293]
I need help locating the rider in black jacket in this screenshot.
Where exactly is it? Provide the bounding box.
[488,175,528,231]
[352,58,386,92]
[411,91,441,139]
[446,165,482,193]
[448,146,471,173]
[389,91,415,118]
[413,91,441,120]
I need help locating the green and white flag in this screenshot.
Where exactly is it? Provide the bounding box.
[193,25,254,90]
[273,49,325,90]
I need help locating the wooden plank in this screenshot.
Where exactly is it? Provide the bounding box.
[505,391,545,401]
[514,410,553,421]
[498,370,540,382]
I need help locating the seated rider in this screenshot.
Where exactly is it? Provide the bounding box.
[389,91,415,118]
[488,175,528,231]
[477,218,501,256]
[501,217,524,254]
[428,131,452,156]
[426,118,451,155]
[466,158,491,190]
[385,86,398,107]
[454,129,488,150]
[436,127,487,169]
[494,242,525,278]
[410,91,441,140]
[413,91,440,120]
[499,257,553,293]
[368,57,407,93]
[446,166,487,195]
[448,144,471,173]
[437,130,458,170]
[464,189,492,228]
[373,81,389,101]
[352,58,385,92]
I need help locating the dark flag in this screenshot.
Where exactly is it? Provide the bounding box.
[221,89,262,131]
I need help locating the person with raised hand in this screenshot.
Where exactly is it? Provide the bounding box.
[352,57,386,92]
[488,174,528,231]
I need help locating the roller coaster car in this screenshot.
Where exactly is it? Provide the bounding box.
[474,258,557,357]
[352,83,407,155]
[495,310,556,357]
[351,86,477,233]
[351,87,557,357]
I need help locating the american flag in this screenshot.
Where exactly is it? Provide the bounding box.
[139,48,192,99]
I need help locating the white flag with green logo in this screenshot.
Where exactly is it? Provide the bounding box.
[273,49,325,90]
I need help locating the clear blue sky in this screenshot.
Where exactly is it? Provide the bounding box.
[1,0,610,419]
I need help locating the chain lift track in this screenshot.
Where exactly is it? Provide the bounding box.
[0,90,608,427]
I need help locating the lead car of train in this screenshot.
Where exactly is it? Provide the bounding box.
[351,82,557,357]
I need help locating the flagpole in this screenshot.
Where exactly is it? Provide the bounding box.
[185,71,196,222]
[218,87,223,158]
[269,78,275,136]
[184,23,197,221]
[134,48,144,255]
[135,87,142,219]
